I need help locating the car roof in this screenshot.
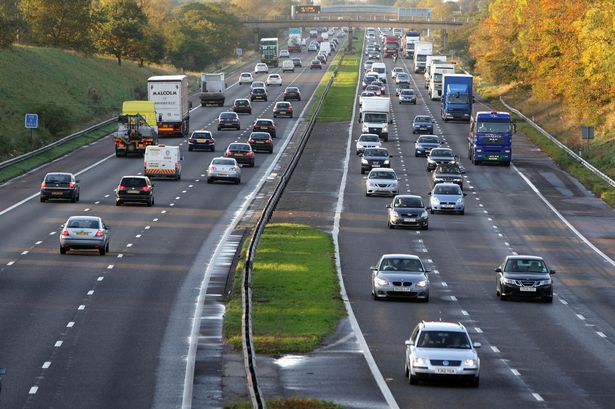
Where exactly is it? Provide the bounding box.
[420,321,466,332]
[67,215,101,221]
[433,182,460,188]
[505,255,545,261]
[432,148,453,152]
[393,194,422,200]
[370,167,395,173]
[121,175,147,179]
[381,254,421,260]
[46,172,73,176]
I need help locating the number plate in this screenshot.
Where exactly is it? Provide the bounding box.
[436,368,456,374]
[404,218,416,222]
[52,192,63,196]
[260,127,268,130]
[520,287,536,292]
[196,139,206,143]
[443,204,454,208]
[128,190,139,194]
[235,153,244,157]
[76,231,89,236]
[394,287,412,292]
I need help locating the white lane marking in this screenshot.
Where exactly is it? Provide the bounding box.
[95,201,100,204]
[490,346,500,353]
[117,254,123,258]
[474,327,483,334]
[49,231,56,235]
[532,393,544,402]
[182,190,187,193]
[66,321,75,328]
[35,240,42,245]
[461,310,469,316]
[559,298,568,305]
[161,210,167,214]
[107,264,114,270]
[126,243,133,248]
[97,276,104,281]
[504,242,510,246]
[29,386,38,394]
[21,250,28,255]
[450,295,457,301]
[87,290,94,295]
[513,163,615,268]
[153,218,158,222]
[169,203,175,207]
[188,185,193,188]
[6,261,15,266]
[42,361,51,369]
[175,196,181,200]
[104,194,110,198]
[84,208,90,212]
[78,305,85,310]
[145,226,151,230]
[597,331,607,338]
[432,269,439,275]
[136,234,142,238]
[576,314,586,321]
[442,282,448,287]
[511,368,521,376]
[54,341,63,347]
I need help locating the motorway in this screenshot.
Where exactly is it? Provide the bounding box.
[332,41,615,409]
[0,44,334,409]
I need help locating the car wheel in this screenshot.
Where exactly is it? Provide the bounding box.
[146,199,152,207]
[388,220,394,229]
[217,127,221,131]
[235,178,241,185]
[99,246,106,256]
[250,162,255,168]
[471,377,480,387]
[115,200,122,206]
[543,296,553,303]
[106,242,110,253]
[422,224,429,230]
[360,168,364,174]
[60,246,67,255]
[71,195,76,203]
[459,210,465,215]
[409,373,418,385]
[151,197,155,206]
[207,178,213,184]
[429,208,434,214]
[40,197,46,203]
[188,146,193,151]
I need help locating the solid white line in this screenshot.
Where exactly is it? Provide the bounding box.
[490,346,500,353]
[29,386,38,394]
[54,341,63,347]
[42,361,51,369]
[328,44,400,409]
[513,164,615,268]
[532,393,544,402]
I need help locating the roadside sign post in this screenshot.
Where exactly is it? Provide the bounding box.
[581,125,594,157]
[25,113,39,149]
[236,48,243,57]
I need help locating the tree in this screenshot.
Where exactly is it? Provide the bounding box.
[93,0,147,65]
[0,0,21,48]
[19,0,94,51]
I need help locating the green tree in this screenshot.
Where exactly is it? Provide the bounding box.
[19,0,94,51]
[93,0,147,65]
[0,0,21,48]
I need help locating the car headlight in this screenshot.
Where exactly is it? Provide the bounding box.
[375,277,389,286]
[383,160,390,165]
[431,197,440,205]
[416,280,427,288]
[538,278,552,286]
[383,125,388,132]
[456,198,464,204]
[505,149,511,153]
[427,157,434,164]
[413,357,428,366]
[420,210,428,218]
[463,359,477,367]
[476,149,482,153]
[361,158,368,164]
[367,180,376,187]
[501,277,517,285]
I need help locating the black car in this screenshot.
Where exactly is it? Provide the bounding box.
[283,87,301,101]
[116,176,154,206]
[248,132,274,153]
[188,130,215,152]
[361,148,391,174]
[432,163,464,188]
[217,112,241,130]
[40,172,80,203]
[412,115,435,134]
[273,101,293,118]
[386,194,429,230]
[232,98,252,114]
[496,255,555,302]
[252,119,276,138]
[414,135,442,157]
[250,87,268,101]
[224,143,255,167]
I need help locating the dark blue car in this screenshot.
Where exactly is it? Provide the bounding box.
[188,130,215,152]
[412,115,434,134]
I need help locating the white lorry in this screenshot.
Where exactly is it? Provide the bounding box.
[413,42,433,73]
[319,41,332,56]
[199,73,226,107]
[424,56,447,86]
[429,63,456,100]
[147,75,190,137]
[359,97,392,142]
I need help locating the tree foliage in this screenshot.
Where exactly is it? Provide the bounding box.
[0,0,21,49]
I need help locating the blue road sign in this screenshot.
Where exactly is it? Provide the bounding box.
[25,113,38,129]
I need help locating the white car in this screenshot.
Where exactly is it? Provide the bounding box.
[250,81,265,90]
[279,50,290,58]
[355,133,381,155]
[254,63,269,73]
[404,321,480,386]
[391,67,407,79]
[238,72,253,85]
[365,168,398,197]
[207,157,241,185]
[266,74,283,86]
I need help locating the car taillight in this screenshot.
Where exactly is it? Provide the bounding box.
[69,182,76,188]
[140,186,150,191]
[41,182,46,188]
[95,231,104,237]
[62,230,70,236]
[248,139,255,143]
[288,106,293,110]
[118,185,126,191]
[225,151,231,156]
[265,140,272,144]
[247,152,254,157]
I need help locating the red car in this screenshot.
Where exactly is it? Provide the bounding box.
[273,102,293,118]
[224,142,255,167]
[310,59,323,69]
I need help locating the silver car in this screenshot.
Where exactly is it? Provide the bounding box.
[365,168,398,197]
[207,157,241,184]
[387,195,429,230]
[355,133,381,155]
[404,321,481,386]
[371,254,430,301]
[60,216,110,255]
[429,182,466,214]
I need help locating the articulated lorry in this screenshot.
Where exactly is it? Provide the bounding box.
[147,75,190,137]
[114,101,158,157]
[413,41,433,73]
[260,38,279,67]
[288,28,302,52]
[428,63,456,100]
[468,111,515,166]
[199,73,226,107]
[441,74,473,121]
[424,56,447,87]
[383,36,400,58]
[402,31,420,59]
[359,97,392,142]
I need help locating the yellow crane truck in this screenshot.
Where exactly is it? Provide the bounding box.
[114,101,158,157]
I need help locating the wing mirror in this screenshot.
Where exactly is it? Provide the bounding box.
[76,179,80,183]
[388,119,393,124]
[494,267,502,273]
[369,266,377,271]
[473,342,482,348]
[550,270,556,275]
[386,204,391,208]
[405,340,414,346]
[463,193,467,197]
[427,192,432,195]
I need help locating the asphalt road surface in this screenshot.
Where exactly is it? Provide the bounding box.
[0,44,335,409]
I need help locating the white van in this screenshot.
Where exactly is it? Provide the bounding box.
[144,145,182,180]
[319,41,332,56]
[371,62,387,83]
[281,59,295,72]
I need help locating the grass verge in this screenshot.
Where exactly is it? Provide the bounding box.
[307,39,348,119]
[317,34,364,122]
[225,398,343,409]
[224,224,344,356]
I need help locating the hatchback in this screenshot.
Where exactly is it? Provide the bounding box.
[412,115,435,134]
[361,148,390,174]
[250,87,268,102]
[250,81,266,90]
[428,183,466,214]
[188,130,215,152]
[217,112,241,130]
[495,255,555,302]
[399,89,417,104]
[310,59,322,69]
[371,254,430,301]
[404,321,480,386]
[224,143,255,167]
[355,133,382,155]
[40,172,80,203]
[238,72,253,84]
[248,132,274,153]
[254,63,268,73]
[365,168,398,197]
[252,119,276,138]
[232,98,252,114]
[279,49,290,58]
[273,101,293,118]
[283,87,301,101]
[115,176,154,206]
[387,195,429,229]
[426,148,456,171]
[292,58,302,67]
[266,74,283,86]
[207,157,241,184]
[415,135,442,157]
[308,43,318,52]
[60,216,110,255]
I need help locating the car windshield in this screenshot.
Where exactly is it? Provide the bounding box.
[434,185,462,195]
[255,121,272,126]
[220,113,236,119]
[360,135,380,142]
[504,259,548,273]
[400,90,414,95]
[241,74,251,78]
[121,177,147,187]
[415,116,432,123]
[370,171,396,180]
[276,103,290,108]
[394,197,423,208]
[431,150,452,157]
[212,158,235,166]
[417,331,471,349]
[476,121,512,134]
[419,136,439,144]
[286,88,298,92]
[252,89,265,94]
[229,144,250,151]
[251,133,269,140]
[364,113,387,123]
[437,165,461,174]
[373,67,385,74]
[235,100,248,105]
[362,92,375,97]
[67,219,100,229]
[364,149,387,157]
[379,258,423,271]
[46,174,71,183]
[192,132,212,139]
[269,75,280,79]
[366,86,380,92]
[447,93,469,104]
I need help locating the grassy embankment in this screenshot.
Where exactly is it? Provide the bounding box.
[477,82,615,208]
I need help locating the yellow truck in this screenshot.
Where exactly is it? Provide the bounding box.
[114,101,158,157]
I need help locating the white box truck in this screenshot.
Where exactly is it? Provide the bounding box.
[147,75,190,138]
[424,56,447,86]
[199,73,226,107]
[413,42,433,73]
[429,63,456,100]
[319,41,331,56]
[359,97,392,142]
